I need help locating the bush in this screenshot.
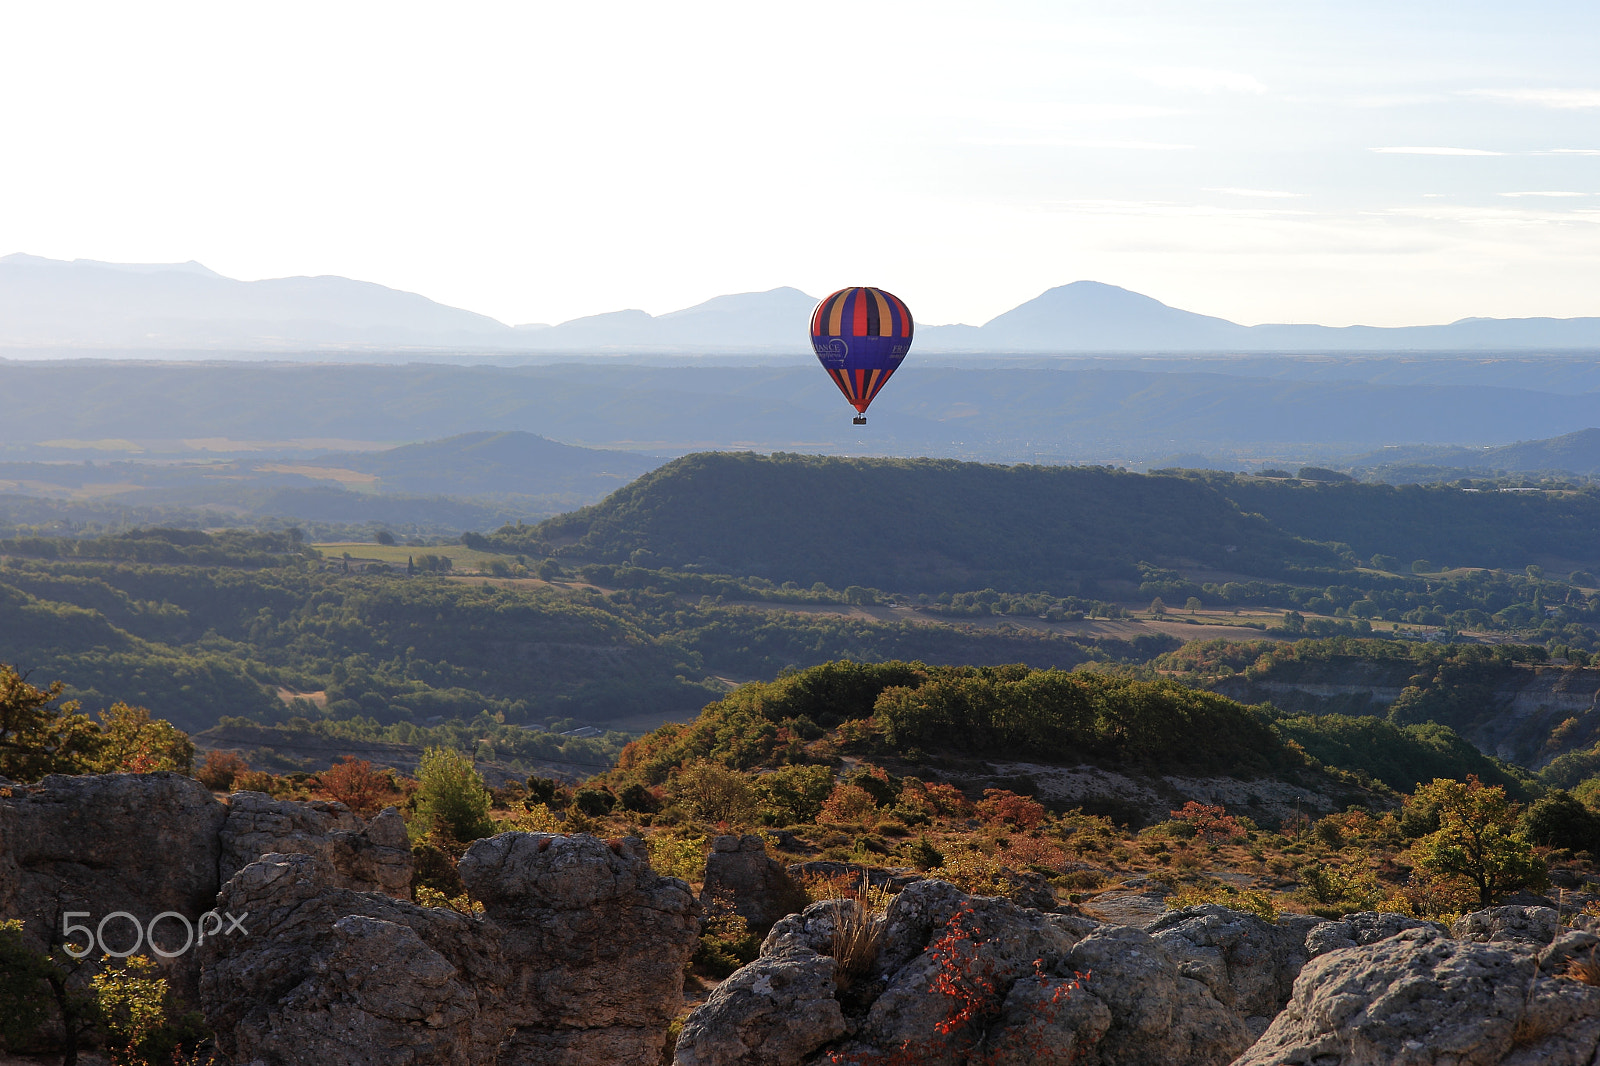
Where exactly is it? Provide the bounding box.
[1522,790,1600,853]
[976,789,1046,829]
[414,747,494,843]
[319,756,389,816]
[672,761,757,824]
[572,787,616,817]
[820,784,879,826]
[195,749,249,791]
[617,782,659,813]
[754,764,835,824]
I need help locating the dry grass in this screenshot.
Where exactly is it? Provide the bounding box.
[1566,947,1600,987]
[828,884,888,990]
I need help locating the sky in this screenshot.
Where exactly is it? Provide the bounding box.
[2,1,1598,328]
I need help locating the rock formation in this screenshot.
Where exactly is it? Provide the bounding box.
[219,790,413,898]
[701,834,811,936]
[1236,925,1600,1065]
[200,833,701,1066]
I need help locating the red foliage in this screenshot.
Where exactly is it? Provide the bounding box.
[828,906,1090,1065]
[914,782,974,818]
[318,756,390,816]
[1169,801,1245,842]
[976,789,1046,829]
[196,749,250,791]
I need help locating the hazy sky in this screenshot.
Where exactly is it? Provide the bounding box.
[3,1,1598,327]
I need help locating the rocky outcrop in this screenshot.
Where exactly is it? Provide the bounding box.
[0,772,228,1000]
[702,834,811,936]
[1304,910,1443,956]
[0,773,413,1005]
[1451,904,1562,946]
[677,881,1292,1066]
[201,833,701,1066]
[1147,905,1326,1033]
[1236,925,1600,1066]
[219,790,412,898]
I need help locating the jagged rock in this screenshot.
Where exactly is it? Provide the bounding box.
[1148,906,1326,1030]
[219,790,413,897]
[674,952,847,1066]
[1304,910,1442,956]
[1450,904,1561,946]
[701,834,810,936]
[202,833,701,1066]
[1067,924,1253,1066]
[0,772,227,998]
[1540,929,1600,974]
[1236,925,1600,1066]
[683,880,1274,1066]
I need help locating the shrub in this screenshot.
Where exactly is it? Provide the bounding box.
[195,749,249,791]
[1521,790,1600,853]
[648,833,708,882]
[572,787,616,817]
[414,747,494,843]
[754,764,835,824]
[672,761,758,824]
[91,703,194,775]
[319,756,389,816]
[1169,801,1246,843]
[617,782,659,813]
[691,893,762,978]
[976,789,1046,829]
[820,784,879,826]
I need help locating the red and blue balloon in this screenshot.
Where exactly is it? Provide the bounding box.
[810,286,914,424]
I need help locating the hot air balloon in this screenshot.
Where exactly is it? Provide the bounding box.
[810,286,914,425]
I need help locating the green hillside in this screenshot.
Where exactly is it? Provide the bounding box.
[482,453,1342,592]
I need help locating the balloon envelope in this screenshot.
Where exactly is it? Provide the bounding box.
[810,286,914,414]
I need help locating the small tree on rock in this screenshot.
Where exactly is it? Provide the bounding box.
[1412,775,1546,907]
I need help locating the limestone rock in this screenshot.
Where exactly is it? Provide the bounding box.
[219,791,412,897]
[674,952,847,1066]
[1450,904,1561,946]
[1304,910,1442,957]
[1236,926,1600,1066]
[701,834,810,936]
[1148,905,1325,1028]
[202,833,700,1066]
[0,772,227,998]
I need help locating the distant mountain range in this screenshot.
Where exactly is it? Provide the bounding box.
[5,253,1600,353]
[1350,429,1600,477]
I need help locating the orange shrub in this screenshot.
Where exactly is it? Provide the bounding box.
[920,782,975,818]
[820,784,879,825]
[319,756,390,816]
[196,750,249,791]
[976,789,1046,829]
[1170,801,1245,842]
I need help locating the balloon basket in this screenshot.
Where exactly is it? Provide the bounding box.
[852,415,867,425]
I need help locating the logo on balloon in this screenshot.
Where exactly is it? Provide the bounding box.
[812,337,849,365]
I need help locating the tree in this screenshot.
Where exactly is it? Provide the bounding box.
[753,763,834,824]
[414,747,494,843]
[1411,776,1546,907]
[1521,789,1600,854]
[672,760,757,824]
[375,530,396,546]
[319,756,389,816]
[0,666,102,782]
[90,703,193,775]
[1149,597,1167,616]
[1185,596,1203,613]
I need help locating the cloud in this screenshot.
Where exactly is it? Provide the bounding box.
[1546,149,1600,155]
[1500,191,1586,197]
[1207,188,1304,198]
[1466,88,1600,109]
[1134,66,1267,94]
[1371,147,1504,156]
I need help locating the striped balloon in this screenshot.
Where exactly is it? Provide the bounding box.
[809,286,914,417]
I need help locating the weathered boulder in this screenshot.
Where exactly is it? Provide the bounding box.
[1450,904,1562,946]
[201,832,701,1066]
[1148,905,1326,1031]
[701,834,810,936]
[674,952,847,1066]
[678,880,1275,1066]
[1304,910,1443,957]
[0,772,227,998]
[1236,925,1600,1066]
[219,790,413,898]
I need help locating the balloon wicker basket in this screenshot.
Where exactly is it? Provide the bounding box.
[852,415,867,425]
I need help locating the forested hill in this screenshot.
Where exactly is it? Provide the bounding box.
[479,454,1339,593]
[476,453,1600,593]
